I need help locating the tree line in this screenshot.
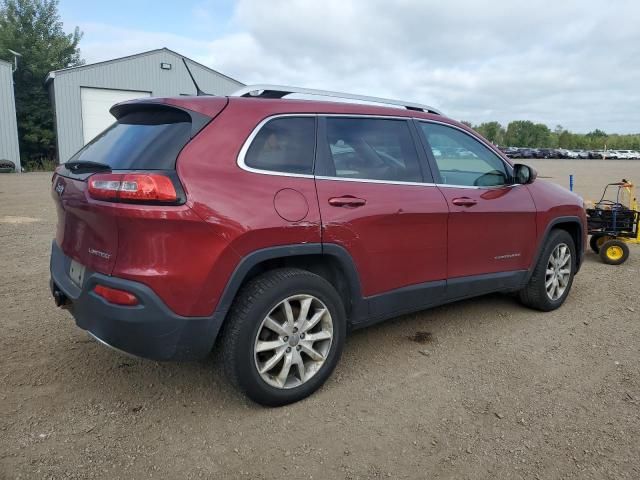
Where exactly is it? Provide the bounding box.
[0,0,82,169]
[461,120,640,150]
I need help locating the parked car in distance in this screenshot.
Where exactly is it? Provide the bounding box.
[518,148,538,158]
[537,148,557,158]
[615,150,638,159]
[49,85,587,406]
[499,146,520,158]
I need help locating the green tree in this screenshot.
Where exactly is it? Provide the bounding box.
[503,120,552,148]
[558,129,571,148]
[586,129,607,138]
[532,123,551,147]
[475,121,504,144]
[504,120,535,147]
[457,119,639,151]
[0,0,83,165]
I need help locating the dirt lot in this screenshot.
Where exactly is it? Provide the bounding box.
[1,161,639,479]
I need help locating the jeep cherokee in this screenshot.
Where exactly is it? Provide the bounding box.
[50,86,586,406]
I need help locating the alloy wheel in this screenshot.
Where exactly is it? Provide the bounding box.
[254,295,333,389]
[545,243,572,301]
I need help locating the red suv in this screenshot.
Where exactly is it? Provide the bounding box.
[50,86,586,406]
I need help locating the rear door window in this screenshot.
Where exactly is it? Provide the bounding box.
[244,117,316,175]
[321,117,422,182]
[68,107,194,170]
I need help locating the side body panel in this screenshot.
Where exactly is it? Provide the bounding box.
[316,180,448,297]
[437,185,537,278]
[176,101,322,317]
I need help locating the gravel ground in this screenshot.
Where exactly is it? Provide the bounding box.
[1,161,639,479]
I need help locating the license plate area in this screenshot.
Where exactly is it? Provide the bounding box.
[69,259,86,287]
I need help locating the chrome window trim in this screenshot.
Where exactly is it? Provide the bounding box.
[316,176,435,187]
[436,183,522,190]
[236,113,517,189]
[237,113,428,183]
[236,114,317,179]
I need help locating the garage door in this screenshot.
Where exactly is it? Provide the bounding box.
[80,87,151,144]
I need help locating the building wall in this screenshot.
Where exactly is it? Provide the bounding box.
[0,60,20,171]
[50,49,243,162]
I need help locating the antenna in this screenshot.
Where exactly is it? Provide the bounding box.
[181,58,209,96]
[8,49,21,73]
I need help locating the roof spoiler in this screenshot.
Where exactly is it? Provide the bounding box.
[109,101,212,138]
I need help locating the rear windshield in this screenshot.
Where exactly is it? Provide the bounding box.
[67,108,192,170]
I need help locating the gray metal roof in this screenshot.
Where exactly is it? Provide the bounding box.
[45,48,243,86]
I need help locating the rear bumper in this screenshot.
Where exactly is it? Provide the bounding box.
[49,241,223,361]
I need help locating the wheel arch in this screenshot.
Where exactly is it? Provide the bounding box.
[527,216,585,282]
[215,243,366,328]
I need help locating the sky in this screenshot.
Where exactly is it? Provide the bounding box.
[58,0,640,134]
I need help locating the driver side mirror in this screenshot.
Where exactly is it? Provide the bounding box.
[513,163,537,184]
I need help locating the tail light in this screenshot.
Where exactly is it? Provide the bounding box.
[94,285,139,306]
[87,173,181,204]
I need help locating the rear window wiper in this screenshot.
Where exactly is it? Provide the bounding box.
[65,160,112,173]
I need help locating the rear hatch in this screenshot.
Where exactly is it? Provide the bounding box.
[51,100,219,275]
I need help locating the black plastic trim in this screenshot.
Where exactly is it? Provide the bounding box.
[215,243,321,313]
[50,241,222,361]
[407,119,436,183]
[213,243,368,324]
[216,244,549,333]
[365,279,446,325]
[527,216,585,280]
[446,270,528,300]
[350,270,529,329]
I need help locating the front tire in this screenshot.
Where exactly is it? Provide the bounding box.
[519,229,576,311]
[221,268,346,406]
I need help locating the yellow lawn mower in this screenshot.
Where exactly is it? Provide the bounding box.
[586,179,639,265]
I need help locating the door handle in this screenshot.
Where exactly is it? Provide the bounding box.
[451,197,477,207]
[328,196,367,208]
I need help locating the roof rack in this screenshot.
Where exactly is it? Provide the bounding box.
[230,84,443,116]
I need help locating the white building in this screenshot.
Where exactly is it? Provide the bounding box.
[0,59,20,171]
[46,48,243,162]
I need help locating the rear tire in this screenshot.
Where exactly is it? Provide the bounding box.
[519,229,576,311]
[221,268,346,407]
[599,239,629,265]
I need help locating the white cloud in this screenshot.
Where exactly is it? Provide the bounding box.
[70,0,640,133]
